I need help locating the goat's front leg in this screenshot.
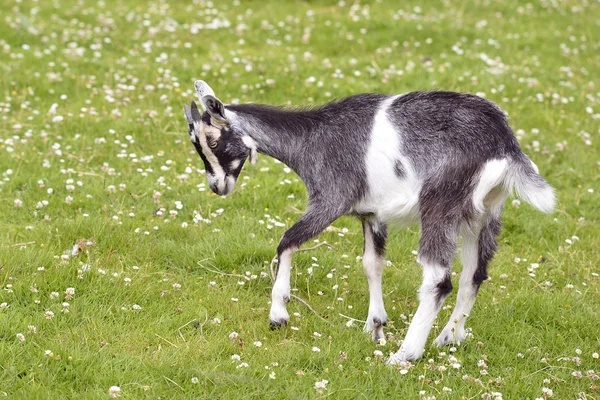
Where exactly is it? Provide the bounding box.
[270,207,342,328]
[362,219,388,343]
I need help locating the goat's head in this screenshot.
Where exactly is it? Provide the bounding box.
[184,81,255,196]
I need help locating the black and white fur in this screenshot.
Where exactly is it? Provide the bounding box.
[184,81,555,363]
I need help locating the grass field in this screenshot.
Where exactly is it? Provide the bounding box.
[1,0,599,398]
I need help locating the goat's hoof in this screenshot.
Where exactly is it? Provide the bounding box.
[386,348,423,364]
[434,328,466,347]
[269,318,288,329]
[372,333,385,344]
[366,317,387,343]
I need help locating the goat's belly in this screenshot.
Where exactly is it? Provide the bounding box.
[352,188,420,227]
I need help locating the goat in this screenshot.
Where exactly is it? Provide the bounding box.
[183,80,555,363]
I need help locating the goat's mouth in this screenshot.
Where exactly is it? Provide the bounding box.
[209,175,236,196]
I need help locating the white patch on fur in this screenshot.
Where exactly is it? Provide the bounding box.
[353,96,420,225]
[230,159,241,170]
[529,159,540,174]
[473,158,508,212]
[269,249,295,324]
[388,262,448,363]
[362,223,387,341]
[241,135,258,165]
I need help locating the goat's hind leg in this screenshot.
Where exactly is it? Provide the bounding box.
[269,207,342,328]
[435,213,501,346]
[388,219,458,363]
[362,219,388,343]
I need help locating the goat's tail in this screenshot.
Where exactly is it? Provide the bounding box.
[504,156,556,213]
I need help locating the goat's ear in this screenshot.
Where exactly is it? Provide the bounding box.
[194,80,216,101]
[194,80,227,123]
[203,94,227,123]
[183,103,194,125]
[189,101,202,121]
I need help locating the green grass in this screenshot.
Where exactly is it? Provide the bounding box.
[1,0,599,398]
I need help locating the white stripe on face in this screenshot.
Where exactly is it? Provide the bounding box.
[194,121,226,193]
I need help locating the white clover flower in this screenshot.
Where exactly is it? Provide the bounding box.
[16,333,25,342]
[191,377,199,384]
[541,387,553,397]
[65,287,75,299]
[314,379,328,390]
[108,386,121,398]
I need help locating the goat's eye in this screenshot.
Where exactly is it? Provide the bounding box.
[208,139,218,149]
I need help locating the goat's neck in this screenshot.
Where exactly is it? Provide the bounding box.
[226,105,316,175]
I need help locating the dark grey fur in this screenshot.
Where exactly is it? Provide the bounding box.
[226,94,388,255]
[474,214,503,288]
[361,218,387,259]
[394,160,405,178]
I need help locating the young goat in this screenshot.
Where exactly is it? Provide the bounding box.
[183,81,555,363]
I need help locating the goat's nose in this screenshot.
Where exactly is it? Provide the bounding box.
[209,183,221,195]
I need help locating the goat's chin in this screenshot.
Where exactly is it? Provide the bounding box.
[224,175,237,196]
[219,187,234,197]
[211,179,236,196]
